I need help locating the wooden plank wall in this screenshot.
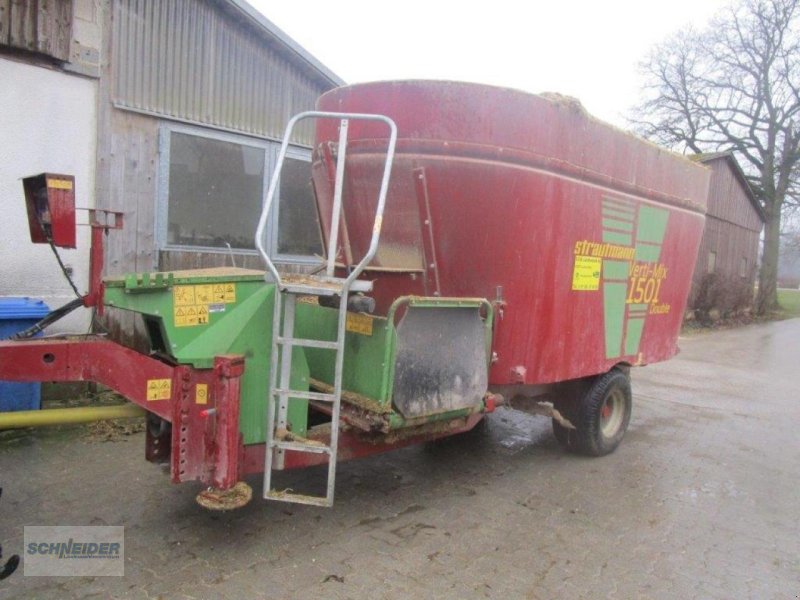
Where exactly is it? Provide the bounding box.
[706,159,763,232]
[687,158,763,310]
[94,0,152,351]
[689,216,760,308]
[0,0,72,61]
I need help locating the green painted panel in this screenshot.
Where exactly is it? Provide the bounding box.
[105,278,268,368]
[625,316,646,356]
[602,218,634,232]
[602,230,633,246]
[104,278,309,444]
[603,282,627,359]
[636,205,669,244]
[603,260,630,280]
[105,272,493,442]
[295,302,393,407]
[295,298,492,416]
[635,243,662,262]
[602,208,635,221]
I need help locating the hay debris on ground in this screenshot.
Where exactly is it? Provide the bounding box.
[84,417,145,442]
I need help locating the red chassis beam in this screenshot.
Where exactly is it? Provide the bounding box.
[0,337,487,498]
[0,337,244,491]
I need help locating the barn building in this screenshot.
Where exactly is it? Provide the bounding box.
[1,0,342,339]
[689,152,764,317]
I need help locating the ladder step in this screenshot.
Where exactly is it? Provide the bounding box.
[272,440,331,454]
[276,337,339,350]
[273,389,337,402]
[265,490,332,507]
[282,282,343,297]
[281,277,373,297]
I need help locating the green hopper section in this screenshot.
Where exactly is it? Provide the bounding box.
[104,268,492,445]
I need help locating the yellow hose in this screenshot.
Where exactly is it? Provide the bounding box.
[0,404,145,430]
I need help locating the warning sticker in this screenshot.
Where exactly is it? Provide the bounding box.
[146,378,172,401]
[195,383,208,405]
[48,178,73,191]
[172,283,237,327]
[173,286,196,306]
[194,284,214,304]
[572,256,602,291]
[346,312,373,336]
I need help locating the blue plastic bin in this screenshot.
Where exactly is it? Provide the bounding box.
[0,297,50,412]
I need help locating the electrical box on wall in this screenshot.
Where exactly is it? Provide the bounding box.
[22,173,77,249]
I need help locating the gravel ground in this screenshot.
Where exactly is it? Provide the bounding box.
[1,318,798,599]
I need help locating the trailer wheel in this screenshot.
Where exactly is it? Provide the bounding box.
[552,368,631,456]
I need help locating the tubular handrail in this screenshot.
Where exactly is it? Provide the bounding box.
[255,111,398,291]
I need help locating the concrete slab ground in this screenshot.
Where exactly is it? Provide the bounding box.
[1,318,798,599]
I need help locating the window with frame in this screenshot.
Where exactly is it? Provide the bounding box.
[707,251,717,274]
[275,156,324,258]
[740,257,748,278]
[159,125,322,261]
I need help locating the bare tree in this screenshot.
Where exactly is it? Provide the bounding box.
[632,0,800,314]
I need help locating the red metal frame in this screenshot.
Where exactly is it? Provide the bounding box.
[0,337,486,493]
[6,171,490,499]
[21,170,122,315]
[82,209,123,315]
[0,338,243,490]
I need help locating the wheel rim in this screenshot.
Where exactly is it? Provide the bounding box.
[600,387,625,438]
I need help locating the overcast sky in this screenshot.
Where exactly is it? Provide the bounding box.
[249,0,730,127]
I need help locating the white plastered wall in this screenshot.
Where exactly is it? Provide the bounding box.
[0,58,97,333]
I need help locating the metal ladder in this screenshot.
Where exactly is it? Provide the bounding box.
[255,111,397,507]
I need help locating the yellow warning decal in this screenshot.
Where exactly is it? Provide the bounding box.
[174,306,191,327]
[146,378,172,401]
[195,284,214,304]
[173,283,236,327]
[47,178,73,191]
[209,284,237,303]
[195,383,208,405]
[173,285,196,306]
[346,312,373,336]
[572,256,602,291]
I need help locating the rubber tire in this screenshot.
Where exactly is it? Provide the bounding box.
[552,368,632,457]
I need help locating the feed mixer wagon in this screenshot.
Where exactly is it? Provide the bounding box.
[0,81,709,509]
